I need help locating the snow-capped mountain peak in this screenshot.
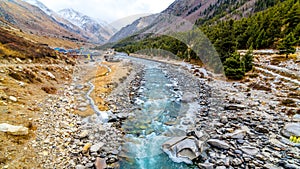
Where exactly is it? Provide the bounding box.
[58,8,96,28]
[22,0,53,16]
[58,8,116,41]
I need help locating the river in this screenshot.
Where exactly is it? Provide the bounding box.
[116,55,198,169]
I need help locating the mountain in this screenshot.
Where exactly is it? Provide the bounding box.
[109,14,158,43]
[21,0,109,44]
[22,0,53,16]
[58,8,116,44]
[113,0,299,80]
[111,0,279,42]
[109,0,218,42]
[0,0,90,44]
[0,18,70,64]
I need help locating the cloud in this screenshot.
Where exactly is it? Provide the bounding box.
[39,0,173,22]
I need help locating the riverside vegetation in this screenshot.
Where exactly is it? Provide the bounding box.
[113,0,299,80]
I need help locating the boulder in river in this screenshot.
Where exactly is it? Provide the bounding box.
[162,136,206,164]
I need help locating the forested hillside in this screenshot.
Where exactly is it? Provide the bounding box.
[113,0,299,79]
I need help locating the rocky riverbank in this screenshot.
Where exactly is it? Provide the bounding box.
[160,58,300,168]
[30,54,300,169]
[34,58,145,168]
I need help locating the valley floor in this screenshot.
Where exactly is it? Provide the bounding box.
[0,52,299,169]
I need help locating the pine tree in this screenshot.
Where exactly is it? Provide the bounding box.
[242,45,254,72]
[278,32,297,58]
[224,52,245,80]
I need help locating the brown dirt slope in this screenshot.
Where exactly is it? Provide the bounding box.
[0,19,76,168]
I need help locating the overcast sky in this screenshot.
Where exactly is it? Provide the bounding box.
[39,0,174,23]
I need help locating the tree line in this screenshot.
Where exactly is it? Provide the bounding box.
[113,0,299,80]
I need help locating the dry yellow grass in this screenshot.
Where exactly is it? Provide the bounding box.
[0,43,23,58]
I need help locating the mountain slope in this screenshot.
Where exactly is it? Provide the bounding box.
[22,0,53,16]
[0,18,71,64]
[112,0,281,42]
[58,8,116,44]
[20,0,107,44]
[0,0,88,43]
[109,14,158,43]
[113,0,299,80]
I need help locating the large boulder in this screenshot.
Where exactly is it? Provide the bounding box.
[0,123,29,135]
[281,123,300,138]
[162,135,206,164]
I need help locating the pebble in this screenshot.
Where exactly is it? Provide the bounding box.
[207,139,230,150]
[240,146,259,156]
[198,162,214,169]
[231,158,243,166]
[234,150,243,155]
[79,130,89,138]
[0,123,29,135]
[9,96,18,102]
[220,116,228,124]
[224,129,247,139]
[90,142,105,153]
[82,143,92,153]
[215,166,227,169]
[95,157,107,169]
[75,165,85,169]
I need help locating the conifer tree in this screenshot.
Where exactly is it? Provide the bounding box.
[278,32,296,58]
